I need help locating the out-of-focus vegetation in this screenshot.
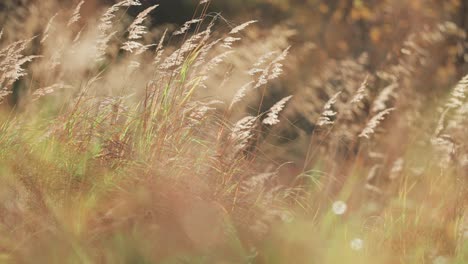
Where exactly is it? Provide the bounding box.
[0,0,467,263]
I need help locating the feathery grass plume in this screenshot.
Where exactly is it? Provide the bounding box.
[97,3,121,34]
[193,38,221,69]
[0,29,3,40]
[122,5,158,52]
[96,0,141,60]
[446,73,467,109]
[192,25,222,69]
[0,37,41,100]
[95,31,117,62]
[135,44,156,55]
[317,91,341,126]
[120,5,158,54]
[229,81,254,110]
[96,1,122,60]
[263,95,293,125]
[153,29,168,66]
[32,83,73,101]
[248,51,278,75]
[430,74,467,168]
[430,74,468,161]
[125,0,142,5]
[159,29,207,70]
[351,75,369,104]
[268,46,290,80]
[372,82,398,113]
[254,46,290,89]
[229,20,257,34]
[67,1,85,27]
[0,52,40,101]
[184,100,223,127]
[121,41,143,53]
[173,19,202,36]
[221,36,241,49]
[231,115,258,154]
[128,5,158,40]
[359,108,395,138]
[41,13,58,43]
[202,50,234,73]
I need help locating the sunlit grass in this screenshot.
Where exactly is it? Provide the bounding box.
[0,0,467,263]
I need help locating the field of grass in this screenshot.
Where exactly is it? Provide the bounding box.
[0,0,467,263]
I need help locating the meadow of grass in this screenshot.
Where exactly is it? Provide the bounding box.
[0,0,467,263]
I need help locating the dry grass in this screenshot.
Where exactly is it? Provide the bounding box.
[0,0,467,263]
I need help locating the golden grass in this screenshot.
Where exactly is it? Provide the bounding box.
[0,1,466,263]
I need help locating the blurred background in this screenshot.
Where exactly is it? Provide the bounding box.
[2,0,467,84]
[2,0,467,56]
[2,0,467,72]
